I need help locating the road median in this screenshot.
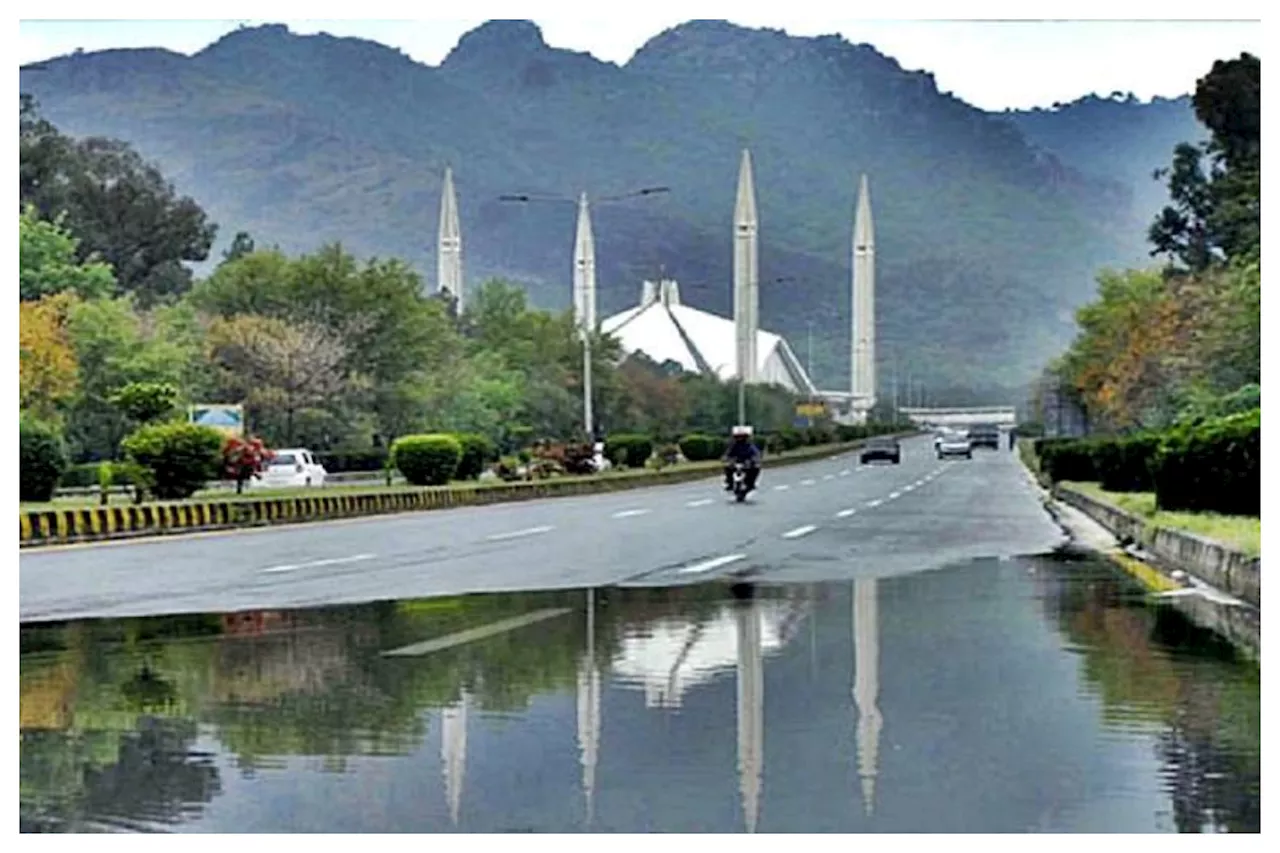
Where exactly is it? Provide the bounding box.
[19,437,895,548]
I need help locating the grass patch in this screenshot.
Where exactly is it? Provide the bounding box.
[1065,481,1260,558]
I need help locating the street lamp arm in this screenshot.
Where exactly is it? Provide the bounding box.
[498,186,671,206]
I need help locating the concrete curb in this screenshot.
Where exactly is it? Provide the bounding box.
[19,436,903,549]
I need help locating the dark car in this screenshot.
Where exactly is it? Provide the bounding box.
[968,423,1001,450]
[860,436,901,464]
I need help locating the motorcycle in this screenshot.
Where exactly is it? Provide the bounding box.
[731,461,752,503]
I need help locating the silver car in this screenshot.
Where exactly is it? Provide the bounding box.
[934,430,972,460]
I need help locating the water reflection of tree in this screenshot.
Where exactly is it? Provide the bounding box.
[19,583,772,830]
[21,718,220,832]
[1034,559,1260,833]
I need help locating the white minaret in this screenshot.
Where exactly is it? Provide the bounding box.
[440,692,468,826]
[573,192,597,335]
[576,589,601,828]
[851,174,877,420]
[736,599,764,833]
[733,149,760,385]
[437,167,464,312]
[852,578,882,817]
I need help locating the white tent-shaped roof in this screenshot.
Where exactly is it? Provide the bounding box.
[601,280,817,395]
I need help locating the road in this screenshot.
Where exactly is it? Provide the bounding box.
[19,435,1066,622]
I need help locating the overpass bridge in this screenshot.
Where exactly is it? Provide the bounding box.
[899,407,1017,427]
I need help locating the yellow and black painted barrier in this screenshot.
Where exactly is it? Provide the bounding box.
[19,436,910,548]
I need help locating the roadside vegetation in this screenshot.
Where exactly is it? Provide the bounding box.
[1028,55,1260,554]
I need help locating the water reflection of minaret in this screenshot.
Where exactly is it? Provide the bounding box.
[735,598,764,833]
[576,588,601,828]
[440,690,468,826]
[853,578,883,816]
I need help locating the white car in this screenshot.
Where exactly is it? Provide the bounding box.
[934,430,973,460]
[253,448,328,489]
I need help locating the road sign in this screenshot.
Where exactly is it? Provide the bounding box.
[189,404,244,438]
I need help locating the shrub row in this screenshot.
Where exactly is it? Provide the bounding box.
[605,434,654,468]
[314,449,389,473]
[1032,408,1259,516]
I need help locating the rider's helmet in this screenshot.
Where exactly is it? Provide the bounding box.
[731,424,754,441]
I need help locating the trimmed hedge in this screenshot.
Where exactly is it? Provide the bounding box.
[393,434,463,486]
[1034,437,1099,483]
[1151,409,1259,516]
[1093,432,1161,493]
[605,434,654,468]
[454,433,498,480]
[20,418,69,502]
[121,422,224,500]
[678,433,724,462]
[314,449,389,473]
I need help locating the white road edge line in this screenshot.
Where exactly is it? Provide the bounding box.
[612,509,651,518]
[836,508,857,518]
[679,553,747,575]
[685,498,713,507]
[782,524,818,539]
[485,525,554,542]
[262,553,376,574]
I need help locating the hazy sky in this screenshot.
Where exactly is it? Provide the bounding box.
[17,3,1266,111]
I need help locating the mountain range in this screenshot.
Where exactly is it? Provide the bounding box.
[18,20,1207,402]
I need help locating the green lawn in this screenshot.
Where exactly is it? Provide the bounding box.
[1065,481,1260,558]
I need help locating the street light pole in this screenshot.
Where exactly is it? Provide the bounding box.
[500,185,670,442]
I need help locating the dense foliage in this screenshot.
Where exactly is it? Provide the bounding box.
[604,434,654,468]
[392,435,463,486]
[20,417,69,502]
[1043,54,1260,435]
[453,433,498,480]
[1150,409,1259,516]
[677,433,723,463]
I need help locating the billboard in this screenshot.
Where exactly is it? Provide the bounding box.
[795,402,827,417]
[189,404,245,438]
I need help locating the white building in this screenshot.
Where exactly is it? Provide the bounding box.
[600,279,818,396]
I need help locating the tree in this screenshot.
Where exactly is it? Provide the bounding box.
[19,206,115,301]
[20,99,217,306]
[1150,53,1260,270]
[206,314,358,445]
[19,293,80,422]
[109,382,180,426]
[221,231,256,264]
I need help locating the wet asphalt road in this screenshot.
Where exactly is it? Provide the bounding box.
[19,436,1065,622]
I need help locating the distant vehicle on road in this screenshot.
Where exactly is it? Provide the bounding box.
[935,430,972,460]
[253,448,328,489]
[968,423,1001,450]
[860,436,901,465]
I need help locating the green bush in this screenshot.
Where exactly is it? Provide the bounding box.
[59,461,103,489]
[776,428,805,451]
[678,433,724,462]
[314,449,389,473]
[1151,409,1259,516]
[605,434,654,468]
[453,433,498,480]
[392,434,463,486]
[120,422,223,500]
[835,424,867,443]
[1093,432,1161,493]
[20,418,69,502]
[1035,437,1099,483]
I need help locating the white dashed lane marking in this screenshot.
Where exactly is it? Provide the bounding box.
[840,469,851,477]
[262,553,376,574]
[679,553,747,575]
[685,498,713,507]
[611,509,651,519]
[485,526,554,542]
[823,474,835,480]
[800,479,816,486]
[866,499,884,508]
[774,484,791,491]
[836,508,857,518]
[782,524,818,540]
[888,491,902,500]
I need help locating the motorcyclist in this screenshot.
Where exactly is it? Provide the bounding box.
[723,425,762,492]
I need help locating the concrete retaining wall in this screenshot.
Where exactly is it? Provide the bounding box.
[1054,483,1260,608]
[21,438,891,548]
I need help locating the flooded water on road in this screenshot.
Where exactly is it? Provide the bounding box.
[19,556,1259,833]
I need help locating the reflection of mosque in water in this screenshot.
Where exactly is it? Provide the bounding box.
[432,585,883,832]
